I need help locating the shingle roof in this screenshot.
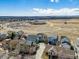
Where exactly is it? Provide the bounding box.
[44,45,75,59]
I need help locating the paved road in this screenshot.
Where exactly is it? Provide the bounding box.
[36,43,45,59]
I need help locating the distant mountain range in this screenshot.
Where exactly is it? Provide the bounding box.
[0,16,79,21]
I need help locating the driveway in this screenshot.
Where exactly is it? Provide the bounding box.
[36,43,45,59]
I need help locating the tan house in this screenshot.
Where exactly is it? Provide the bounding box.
[43,45,75,59]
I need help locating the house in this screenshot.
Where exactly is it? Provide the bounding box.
[48,35,58,45]
[47,46,75,59]
[74,38,79,59]
[60,36,74,50]
[26,35,38,45]
[43,45,75,59]
[37,33,48,43]
[61,43,71,49]
[58,49,75,59]
[60,36,70,43]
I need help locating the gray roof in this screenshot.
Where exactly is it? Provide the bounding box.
[27,35,37,42]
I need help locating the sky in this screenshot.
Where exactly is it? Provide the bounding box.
[0,0,79,16]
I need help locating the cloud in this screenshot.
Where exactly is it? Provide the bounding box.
[50,0,59,3]
[33,8,79,16]
[50,0,54,2]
